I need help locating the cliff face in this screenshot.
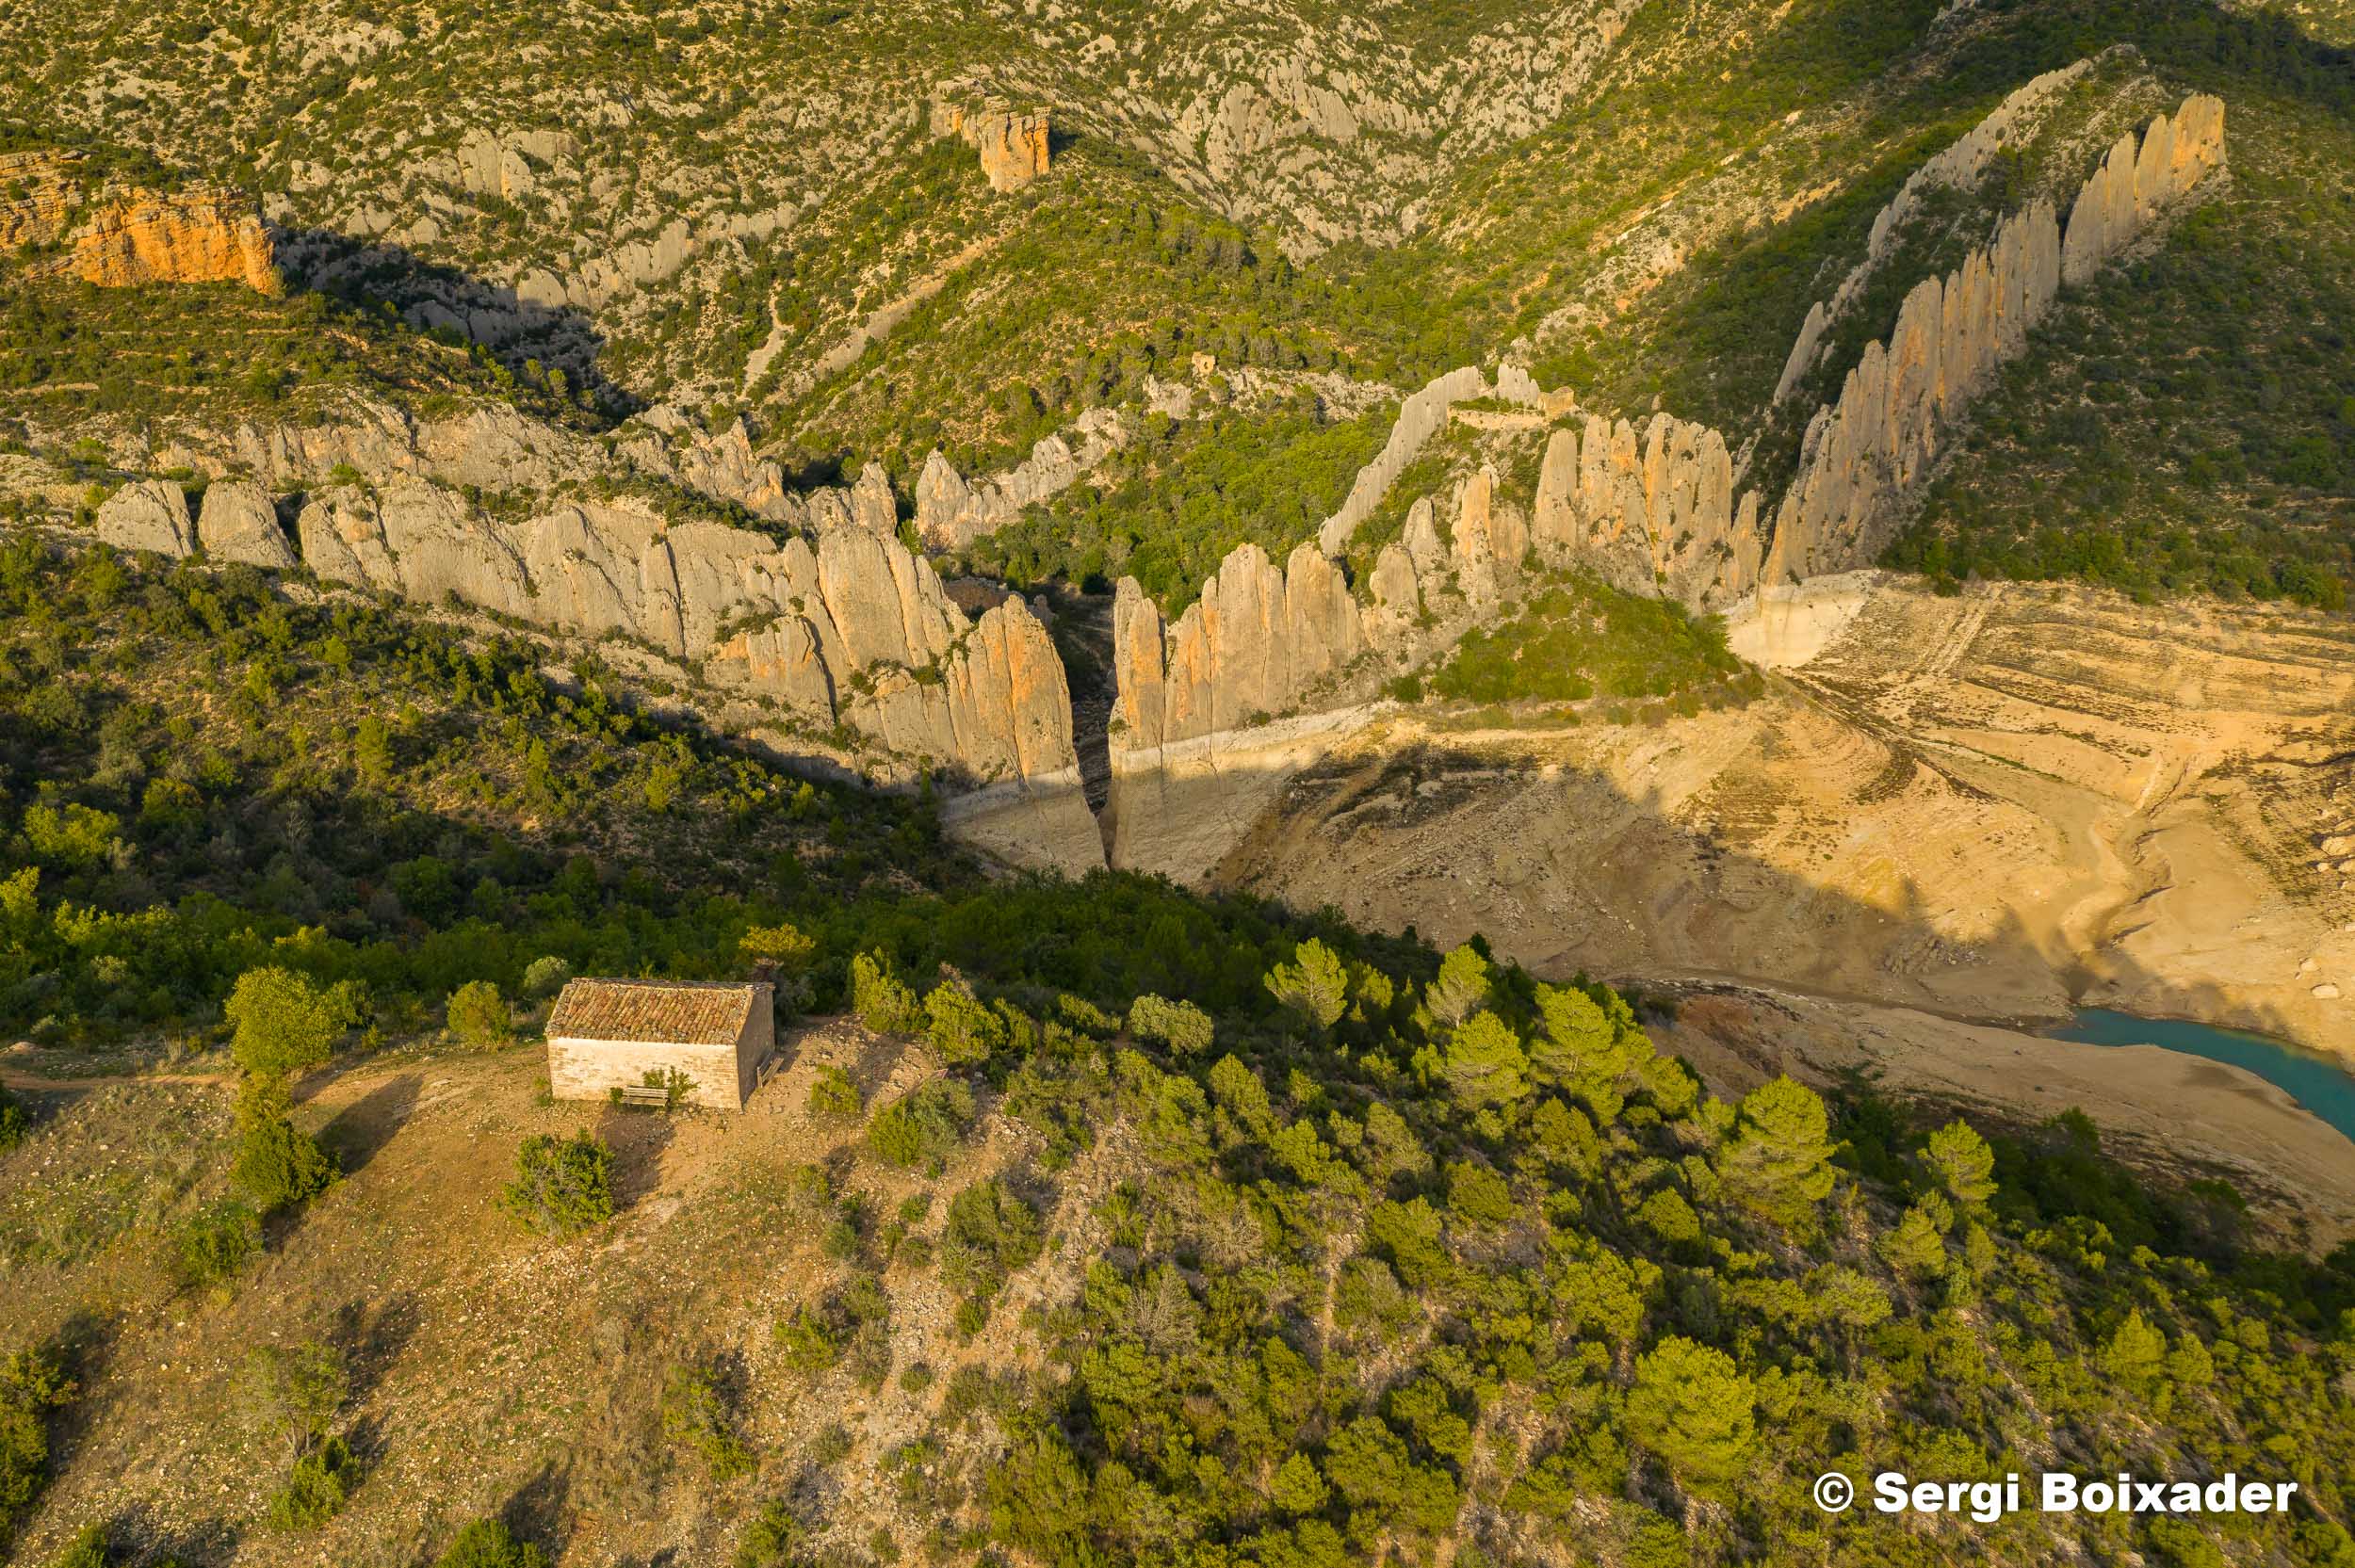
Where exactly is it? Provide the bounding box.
[933,99,1051,192]
[285,481,1084,795]
[1534,412,1762,610]
[0,151,279,294]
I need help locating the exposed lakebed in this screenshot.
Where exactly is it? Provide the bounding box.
[2051,1010,2355,1148]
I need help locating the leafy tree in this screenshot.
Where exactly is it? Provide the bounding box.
[433,1520,549,1568]
[2102,1309,2168,1394]
[1324,1414,1459,1535]
[1879,1204,1948,1279]
[739,923,819,975]
[241,1340,349,1461]
[1127,994,1214,1057]
[1717,1076,1836,1227]
[1445,1159,1517,1228]
[1923,1119,1998,1208]
[1440,1012,1527,1107]
[502,1130,616,1237]
[225,965,360,1079]
[446,980,514,1048]
[1625,1335,1756,1493]
[2166,1333,2215,1389]
[520,956,572,998]
[1207,1054,1277,1136]
[1272,1452,1330,1514]
[1264,939,1348,1033]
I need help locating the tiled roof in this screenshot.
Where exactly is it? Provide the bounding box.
[545,978,764,1046]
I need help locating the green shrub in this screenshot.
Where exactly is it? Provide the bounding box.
[0,1084,26,1152]
[46,1522,110,1568]
[446,980,514,1047]
[807,1065,862,1120]
[432,1520,548,1568]
[502,1130,616,1237]
[265,1435,361,1529]
[849,951,922,1034]
[660,1359,754,1480]
[1126,994,1213,1057]
[173,1199,262,1289]
[940,1178,1041,1301]
[867,1080,974,1170]
[231,1076,337,1214]
[774,1306,843,1373]
[734,1500,811,1568]
[0,1347,73,1542]
[923,980,1007,1065]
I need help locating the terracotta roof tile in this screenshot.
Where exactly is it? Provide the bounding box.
[545,978,763,1047]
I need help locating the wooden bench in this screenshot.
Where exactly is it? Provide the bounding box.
[615,1083,673,1107]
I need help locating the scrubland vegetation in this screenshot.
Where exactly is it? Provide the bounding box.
[2,542,2351,1565]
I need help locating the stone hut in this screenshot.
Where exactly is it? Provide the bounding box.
[544,978,775,1111]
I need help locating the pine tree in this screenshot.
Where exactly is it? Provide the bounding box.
[1716,1076,1837,1227]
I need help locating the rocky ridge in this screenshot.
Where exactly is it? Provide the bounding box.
[1096,91,2229,877]
[913,408,1129,550]
[1771,58,2095,403]
[76,396,1100,868]
[1765,92,2225,582]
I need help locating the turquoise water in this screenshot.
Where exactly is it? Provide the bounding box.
[2050,1009,2355,1147]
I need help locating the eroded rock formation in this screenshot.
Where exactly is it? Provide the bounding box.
[82,444,1097,865]
[1315,364,1531,556]
[2060,92,2228,285]
[1534,412,1762,609]
[196,479,297,569]
[1766,93,2223,584]
[284,479,1078,784]
[94,479,195,556]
